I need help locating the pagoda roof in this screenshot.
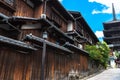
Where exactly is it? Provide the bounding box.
[103,3,120,25]
[104,36,120,40]
[103,20,120,24]
[109,44,120,50]
[103,29,120,32]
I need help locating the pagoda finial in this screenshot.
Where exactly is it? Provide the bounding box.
[112,3,117,21]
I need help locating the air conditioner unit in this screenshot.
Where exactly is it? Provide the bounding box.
[41,14,46,19]
[78,44,83,49]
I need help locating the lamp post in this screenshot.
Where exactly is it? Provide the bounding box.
[41,31,48,80]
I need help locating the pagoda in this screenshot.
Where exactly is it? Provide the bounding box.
[103,3,120,51]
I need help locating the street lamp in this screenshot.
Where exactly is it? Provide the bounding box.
[41,31,48,80]
[42,31,48,39]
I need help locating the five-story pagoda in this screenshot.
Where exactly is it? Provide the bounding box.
[103,4,120,51]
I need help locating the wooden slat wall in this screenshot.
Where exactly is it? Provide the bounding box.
[0,47,42,80]
[34,4,43,18]
[0,0,44,18]
[14,0,34,17]
[0,44,89,80]
[46,4,68,32]
[43,50,89,80]
[0,30,16,39]
[60,22,68,32]
[0,30,5,36]
[44,51,71,80]
[0,7,13,16]
[80,54,89,71]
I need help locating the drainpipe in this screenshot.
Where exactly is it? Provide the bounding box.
[41,31,48,80]
[41,0,48,19]
[43,0,48,14]
[41,40,46,80]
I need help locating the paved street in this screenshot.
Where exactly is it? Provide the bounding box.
[87,68,120,80]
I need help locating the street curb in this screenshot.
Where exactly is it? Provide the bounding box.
[80,70,105,80]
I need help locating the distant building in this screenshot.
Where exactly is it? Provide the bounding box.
[103,3,120,51]
[103,3,119,68]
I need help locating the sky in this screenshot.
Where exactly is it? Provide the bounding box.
[58,0,120,41]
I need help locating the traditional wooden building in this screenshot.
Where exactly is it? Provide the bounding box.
[0,0,99,80]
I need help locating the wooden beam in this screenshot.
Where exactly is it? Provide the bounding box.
[0,35,37,52]
[51,7,68,23]
[24,34,74,54]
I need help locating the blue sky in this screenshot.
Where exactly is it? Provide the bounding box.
[58,0,120,41]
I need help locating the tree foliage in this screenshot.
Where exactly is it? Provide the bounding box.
[85,41,110,67]
[115,51,120,58]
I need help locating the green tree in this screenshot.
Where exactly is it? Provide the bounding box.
[85,41,110,68]
[115,51,120,58]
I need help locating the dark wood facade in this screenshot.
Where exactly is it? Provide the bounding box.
[0,0,99,80]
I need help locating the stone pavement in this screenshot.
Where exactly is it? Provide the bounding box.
[86,68,120,80]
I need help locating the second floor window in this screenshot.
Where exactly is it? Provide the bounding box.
[67,21,73,31]
[5,0,14,6]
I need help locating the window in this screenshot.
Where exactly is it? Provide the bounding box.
[5,0,14,6]
[67,21,73,31]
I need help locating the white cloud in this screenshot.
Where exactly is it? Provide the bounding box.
[88,0,120,14]
[95,31,104,38]
[92,9,101,14]
[58,0,63,2]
